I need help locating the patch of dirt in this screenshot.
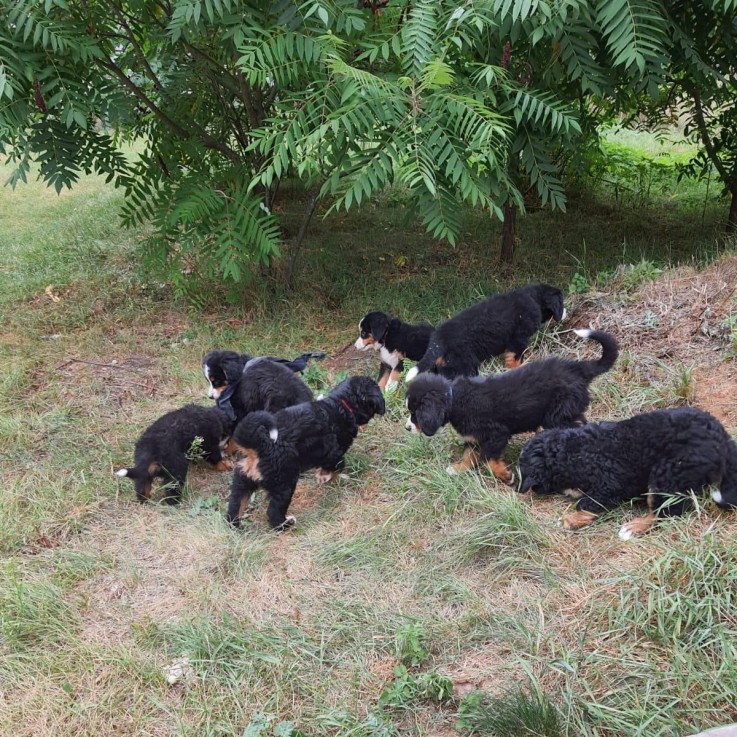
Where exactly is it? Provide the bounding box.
[55,354,158,405]
[568,255,737,425]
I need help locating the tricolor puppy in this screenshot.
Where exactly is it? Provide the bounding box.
[355,311,434,390]
[226,376,385,529]
[202,353,316,423]
[405,283,565,382]
[518,407,737,539]
[116,404,234,504]
[405,329,617,484]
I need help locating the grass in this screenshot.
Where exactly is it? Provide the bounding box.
[1,130,737,736]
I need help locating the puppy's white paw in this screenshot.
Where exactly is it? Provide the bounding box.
[282,515,297,528]
[446,464,458,476]
[405,366,419,383]
[711,488,724,505]
[618,525,634,541]
[385,379,399,393]
[506,472,516,487]
[315,469,334,484]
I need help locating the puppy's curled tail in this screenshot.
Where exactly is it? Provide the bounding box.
[233,410,280,451]
[406,340,443,382]
[573,329,619,380]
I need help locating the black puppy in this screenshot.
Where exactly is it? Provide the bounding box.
[405,329,617,484]
[116,404,233,503]
[226,376,385,529]
[518,407,737,539]
[405,283,565,381]
[354,311,434,391]
[202,354,315,423]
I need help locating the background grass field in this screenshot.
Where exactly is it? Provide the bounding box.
[2,131,737,737]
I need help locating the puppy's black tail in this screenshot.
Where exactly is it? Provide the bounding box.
[233,410,280,451]
[574,329,618,380]
[268,351,326,374]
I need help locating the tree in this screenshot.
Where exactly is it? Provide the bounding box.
[1,0,734,290]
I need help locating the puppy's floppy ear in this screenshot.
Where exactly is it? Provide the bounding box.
[370,313,390,342]
[542,288,565,322]
[223,356,248,383]
[371,385,386,416]
[416,400,445,437]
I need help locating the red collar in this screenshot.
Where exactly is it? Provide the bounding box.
[340,399,355,415]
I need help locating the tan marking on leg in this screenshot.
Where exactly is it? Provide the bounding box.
[619,513,657,540]
[141,480,153,500]
[562,510,598,530]
[388,368,401,384]
[450,446,480,474]
[504,351,522,369]
[147,461,160,475]
[487,458,514,485]
[210,459,232,472]
[434,355,445,367]
[237,449,263,481]
[377,372,389,390]
[462,435,478,444]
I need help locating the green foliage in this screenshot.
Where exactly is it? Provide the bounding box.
[2,0,736,288]
[377,665,452,710]
[394,621,429,667]
[456,687,563,737]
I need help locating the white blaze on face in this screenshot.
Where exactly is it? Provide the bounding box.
[405,417,420,433]
[561,307,567,321]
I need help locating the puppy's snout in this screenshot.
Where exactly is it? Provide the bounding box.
[208,387,218,399]
[405,418,418,433]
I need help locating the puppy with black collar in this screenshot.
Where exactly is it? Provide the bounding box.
[404,329,617,484]
[405,283,566,382]
[355,311,434,391]
[226,376,385,529]
[202,352,320,423]
[518,406,737,539]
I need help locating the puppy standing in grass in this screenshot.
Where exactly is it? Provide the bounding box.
[518,406,737,539]
[405,283,565,382]
[116,404,234,504]
[405,329,618,484]
[354,310,434,391]
[226,376,385,529]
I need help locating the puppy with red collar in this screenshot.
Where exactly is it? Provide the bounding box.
[355,311,433,391]
[226,376,385,529]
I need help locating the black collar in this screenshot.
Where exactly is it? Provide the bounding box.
[216,381,239,422]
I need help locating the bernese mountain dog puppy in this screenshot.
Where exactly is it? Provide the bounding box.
[354,311,434,391]
[405,283,565,381]
[202,353,316,423]
[518,407,737,539]
[226,376,385,529]
[116,404,234,504]
[404,329,618,485]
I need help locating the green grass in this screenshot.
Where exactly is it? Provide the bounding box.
[1,132,737,737]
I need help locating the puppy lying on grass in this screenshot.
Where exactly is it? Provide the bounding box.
[518,406,737,539]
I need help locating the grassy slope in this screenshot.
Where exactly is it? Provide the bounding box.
[1,137,737,737]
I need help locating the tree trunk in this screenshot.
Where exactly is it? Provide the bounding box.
[500,202,516,263]
[728,187,737,235]
[285,191,318,290]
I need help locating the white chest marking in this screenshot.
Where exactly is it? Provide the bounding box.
[379,346,401,368]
